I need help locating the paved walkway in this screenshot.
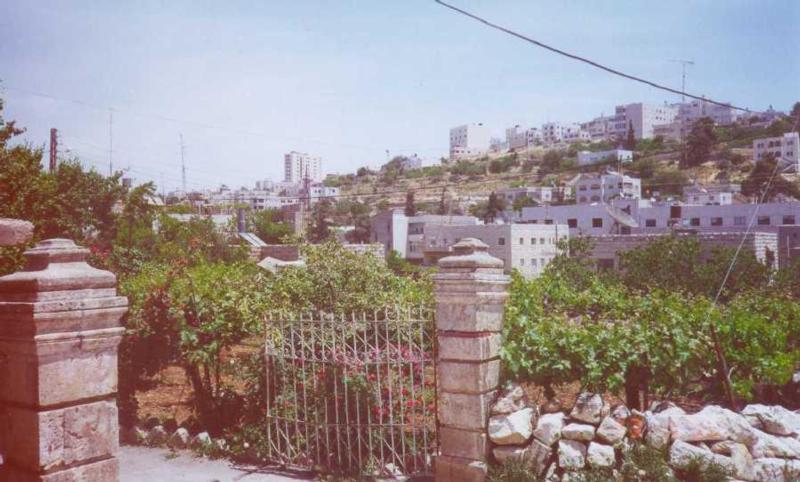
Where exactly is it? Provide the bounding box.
[120,446,316,482]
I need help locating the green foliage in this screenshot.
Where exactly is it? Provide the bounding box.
[262,241,432,314]
[487,457,542,482]
[119,261,263,431]
[484,191,506,223]
[676,457,731,482]
[511,195,537,212]
[619,443,676,481]
[246,208,291,244]
[624,121,637,150]
[308,199,334,243]
[741,154,800,200]
[489,154,520,174]
[645,168,689,196]
[684,117,718,167]
[450,159,486,176]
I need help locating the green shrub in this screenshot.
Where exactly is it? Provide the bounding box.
[619,443,676,481]
[487,458,542,482]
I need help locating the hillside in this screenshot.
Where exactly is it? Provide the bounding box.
[324,120,799,216]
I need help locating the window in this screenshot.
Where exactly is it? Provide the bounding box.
[498,237,506,245]
[592,218,603,228]
[519,237,524,245]
[734,216,746,226]
[531,258,538,267]
[711,217,723,226]
[670,206,682,218]
[579,185,587,191]
[621,226,631,235]
[579,197,587,203]
[568,218,578,228]
[783,215,796,225]
[520,258,524,266]
[597,258,615,270]
[690,218,700,226]
[539,237,545,244]
[531,238,537,245]
[544,219,553,225]
[757,216,770,226]
[645,219,657,227]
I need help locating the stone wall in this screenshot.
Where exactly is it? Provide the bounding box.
[488,386,800,482]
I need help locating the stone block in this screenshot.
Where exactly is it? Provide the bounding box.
[0,456,118,482]
[438,333,501,362]
[439,427,488,460]
[4,400,119,472]
[437,360,500,394]
[0,218,33,246]
[435,454,488,482]
[436,297,506,332]
[0,332,123,407]
[438,391,494,431]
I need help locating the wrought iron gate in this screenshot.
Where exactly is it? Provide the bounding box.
[263,306,437,477]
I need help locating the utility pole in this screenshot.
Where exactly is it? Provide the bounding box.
[669,59,694,102]
[108,109,114,176]
[49,128,58,172]
[180,133,187,193]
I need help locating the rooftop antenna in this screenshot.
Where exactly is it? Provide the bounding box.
[180,133,187,192]
[108,109,114,176]
[669,59,695,102]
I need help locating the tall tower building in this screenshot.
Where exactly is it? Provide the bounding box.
[284,151,323,183]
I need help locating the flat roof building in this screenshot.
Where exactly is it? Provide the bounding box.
[449,123,491,160]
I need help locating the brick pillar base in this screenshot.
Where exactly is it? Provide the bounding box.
[433,238,509,482]
[0,239,127,482]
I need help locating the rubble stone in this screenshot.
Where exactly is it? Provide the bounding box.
[169,428,191,449]
[753,458,800,482]
[562,423,595,442]
[534,412,566,446]
[587,442,615,468]
[491,384,527,415]
[558,440,586,471]
[669,440,735,473]
[596,416,627,445]
[570,393,604,425]
[741,404,800,436]
[489,407,534,445]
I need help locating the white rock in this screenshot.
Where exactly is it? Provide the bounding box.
[596,416,627,445]
[611,405,631,423]
[562,423,595,442]
[669,440,735,473]
[570,393,604,425]
[544,462,558,482]
[710,440,736,455]
[169,427,191,449]
[750,427,800,459]
[741,404,800,436]
[645,407,684,450]
[491,383,528,415]
[558,440,586,470]
[729,442,755,481]
[190,431,212,449]
[535,412,566,446]
[489,407,534,445]
[147,425,168,446]
[669,405,755,445]
[215,439,228,452]
[587,442,615,468]
[494,439,552,476]
[753,457,800,482]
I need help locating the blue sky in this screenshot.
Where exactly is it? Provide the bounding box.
[2,0,798,192]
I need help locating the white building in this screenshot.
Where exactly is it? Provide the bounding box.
[541,122,583,146]
[422,223,568,278]
[676,99,740,126]
[498,186,553,205]
[505,125,542,150]
[753,132,800,172]
[613,103,679,140]
[370,209,479,261]
[449,123,491,160]
[284,151,323,183]
[575,172,641,204]
[682,184,739,206]
[577,149,633,167]
[507,198,800,237]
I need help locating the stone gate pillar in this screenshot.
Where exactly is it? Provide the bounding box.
[0,238,128,482]
[433,238,509,482]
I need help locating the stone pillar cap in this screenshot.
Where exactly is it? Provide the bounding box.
[437,238,504,270]
[0,217,34,246]
[0,238,117,297]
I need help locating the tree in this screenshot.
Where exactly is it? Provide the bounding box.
[623,121,637,150]
[405,190,416,216]
[511,195,536,212]
[247,208,291,244]
[308,199,334,243]
[684,117,717,167]
[484,191,506,224]
[741,154,800,200]
[539,150,564,174]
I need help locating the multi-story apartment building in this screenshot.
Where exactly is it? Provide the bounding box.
[370,209,479,261]
[505,125,542,150]
[541,122,583,146]
[753,132,800,172]
[574,172,641,203]
[576,149,633,167]
[778,225,800,269]
[284,151,323,183]
[421,223,568,278]
[449,123,491,160]
[580,115,616,142]
[612,103,679,140]
[497,186,553,205]
[676,99,740,126]
[507,198,800,238]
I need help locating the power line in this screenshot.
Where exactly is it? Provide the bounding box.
[434,0,751,112]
